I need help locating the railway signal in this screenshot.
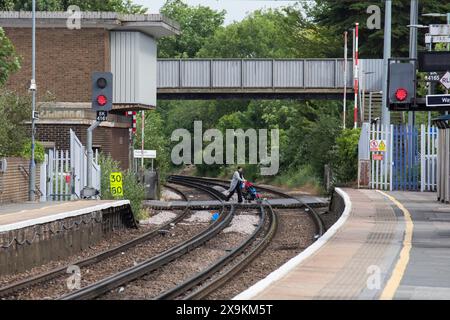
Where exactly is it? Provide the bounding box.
[92,72,113,112]
[388,62,416,110]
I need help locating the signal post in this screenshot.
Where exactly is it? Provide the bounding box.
[81,72,113,198]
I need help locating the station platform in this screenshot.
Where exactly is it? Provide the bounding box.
[0,200,134,275]
[144,196,328,210]
[235,188,450,300]
[0,200,130,232]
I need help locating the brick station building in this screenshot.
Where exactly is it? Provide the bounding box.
[0,11,179,169]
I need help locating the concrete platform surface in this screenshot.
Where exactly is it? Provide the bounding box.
[235,188,450,300]
[0,200,129,232]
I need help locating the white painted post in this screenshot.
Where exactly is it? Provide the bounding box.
[420,124,425,192]
[47,149,54,201]
[390,124,394,191]
[39,154,47,202]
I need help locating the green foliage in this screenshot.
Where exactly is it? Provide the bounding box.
[0,90,31,157]
[99,154,145,219]
[134,110,171,181]
[158,0,225,58]
[312,0,450,58]
[198,6,340,58]
[21,141,45,163]
[272,165,322,191]
[0,0,147,13]
[331,128,361,184]
[0,27,20,86]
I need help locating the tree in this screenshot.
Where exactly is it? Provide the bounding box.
[0,0,146,13]
[158,0,225,58]
[311,0,450,58]
[134,111,171,180]
[198,7,340,58]
[0,27,20,87]
[0,90,31,156]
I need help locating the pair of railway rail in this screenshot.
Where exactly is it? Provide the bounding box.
[0,176,325,300]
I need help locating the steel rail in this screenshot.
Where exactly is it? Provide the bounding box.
[155,202,278,300]
[170,175,325,237]
[0,184,189,298]
[59,181,232,300]
[184,202,279,300]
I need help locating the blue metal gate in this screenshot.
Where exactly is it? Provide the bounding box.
[392,125,420,191]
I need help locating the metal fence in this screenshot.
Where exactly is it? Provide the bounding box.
[157,59,383,91]
[358,122,438,192]
[39,130,101,201]
[437,127,449,202]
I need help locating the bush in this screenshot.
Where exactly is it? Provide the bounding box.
[271,165,322,192]
[331,128,361,184]
[21,141,45,163]
[0,90,31,157]
[99,154,145,220]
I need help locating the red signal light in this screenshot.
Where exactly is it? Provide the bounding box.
[395,88,408,102]
[97,95,107,106]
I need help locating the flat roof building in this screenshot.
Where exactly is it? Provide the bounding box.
[0,11,180,169]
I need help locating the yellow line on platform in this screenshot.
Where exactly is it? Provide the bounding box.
[377,190,414,300]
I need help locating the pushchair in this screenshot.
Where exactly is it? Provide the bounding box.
[241,181,262,203]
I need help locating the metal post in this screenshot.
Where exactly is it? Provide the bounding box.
[28,0,37,201]
[447,13,450,115]
[129,128,134,172]
[81,120,100,198]
[382,0,392,128]
[428,36,433,126]
[86,121,100,189]
[408,0,418,127]
[343,31,348,129]
[354,23,359,129]
[141,111,145,169]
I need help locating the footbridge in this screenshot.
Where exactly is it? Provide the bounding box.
[157,59,383,100]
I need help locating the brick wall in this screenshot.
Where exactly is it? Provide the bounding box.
[36,124,130,169]
[0,157,41,204]
[4,27,110,102]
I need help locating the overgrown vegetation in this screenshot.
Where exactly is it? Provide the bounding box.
[0,90,31,157]
[99,154,146,220]
[21,141,45,163]
[331,129,361,185]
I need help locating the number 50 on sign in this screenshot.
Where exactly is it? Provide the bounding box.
[110,172,123,196]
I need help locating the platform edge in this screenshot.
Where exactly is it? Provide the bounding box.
[232,187,352,300]
[0,200,131,233]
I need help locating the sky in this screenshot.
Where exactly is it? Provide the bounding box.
[134,0,303,25]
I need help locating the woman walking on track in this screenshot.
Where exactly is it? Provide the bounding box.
[226,167,245,203]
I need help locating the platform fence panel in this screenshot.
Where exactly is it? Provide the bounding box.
[45,130,101,201]
[420,124,438,192]
[365,123,437,192]
[369,123,393,191]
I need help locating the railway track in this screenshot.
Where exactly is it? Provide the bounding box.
[0,184,212,299]
[59,179,232,300]
[151,176,323,300]
[1,176,325,300]
[169,175,325,237]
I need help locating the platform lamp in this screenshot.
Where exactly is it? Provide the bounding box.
[423,12,450,116]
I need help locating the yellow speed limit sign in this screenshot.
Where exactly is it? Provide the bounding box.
[110,172,123,197]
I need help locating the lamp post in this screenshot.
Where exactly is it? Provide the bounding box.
[408,24,430,124]
[28,0,37,201]
[423,12,450,116]
[343,31,348,129]
[381,0,392,128]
